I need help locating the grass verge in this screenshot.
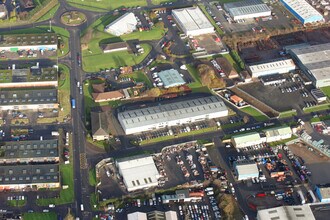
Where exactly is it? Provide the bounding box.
[89,168,97,186]
[303,103,330,113]
[67,0,147,12]
[7,199,26,207]
[240,106,268,122]
[278,109,297,118]
[36,4,60,22]
[23,212,57,220]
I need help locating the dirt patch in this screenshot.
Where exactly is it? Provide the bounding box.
[288,143,330,164]
[218,194,244,220]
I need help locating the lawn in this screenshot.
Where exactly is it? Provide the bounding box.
[278,110,297,118]
[303,103,330,113]
[240,106,269,122]
[321,86,330,98]
[67,0,147,12]
[120,71,152,88]
[37,64,71,123]
[36,3,60,22]
[23,212,57,220]
[82,43,152,72]
[89,168,97,186]
[7,199,26,207]
[151,0,176,4]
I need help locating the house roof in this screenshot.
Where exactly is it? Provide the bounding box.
[101,42,128,51]
[91,111,109,137]
[92,90,124,102]
[92,83,106,93]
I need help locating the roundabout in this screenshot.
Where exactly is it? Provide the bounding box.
[61,11,87,26]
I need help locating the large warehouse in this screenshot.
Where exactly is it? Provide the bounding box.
[280,0,324,24]
[264,126,292,143]
[234,160,259,180]
[224,0,271,21]
[116,155,160,192]
[172,7,215,36]
[231,132,263,148]
[257,205,316,220]
[117,96,228,135]
[104,12,138,36]
[290,43,330,88]
[248,59,296,78]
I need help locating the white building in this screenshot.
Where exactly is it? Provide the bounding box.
[280,0,324,25]
[248,59,296,78]
[234,160,259,180]
[264,126,292,143]
[224,0,271,20]
[290,43,330,88]
[257,204,315,220]
[127,212,147,220]
[172,7,215,36]
[104,13,138,36]
[117,96,228,135]
[116,155,160,192]
[231,132,263,148]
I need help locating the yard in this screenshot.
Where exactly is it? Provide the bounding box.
[23,212,57,220]
[240,106,269,122]
[67,0,147,12]
[37,64,71,123]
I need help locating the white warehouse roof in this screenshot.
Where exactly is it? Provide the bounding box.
[232,132,262,148]
[117,155,159,192]
[118,96,228,134]
[257,205,315,220]
[172,7,214,36]
[264,126,292,138]
[127,212,147,220]
[248,59,296,78]
[224,0,271,19]
[234,161,259,180]
[290,43,330,83]
[104,12,138,36]
[280,0,324,24]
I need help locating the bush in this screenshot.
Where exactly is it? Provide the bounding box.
[230,50,245,70]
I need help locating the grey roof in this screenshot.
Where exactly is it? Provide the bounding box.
[0,89,57,105]
[158,69,185,88]
[0,33,58,47]
[224,0,271,17]
[0,164,59,185]
[91,111,109,137]
[0,139,58,161]
[118,96,227,130]
[290,43,330,81]
[260,74,286,82]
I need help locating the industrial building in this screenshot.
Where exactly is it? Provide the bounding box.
[0,66,58,88]
[231,132,263,148]
[158,69,186,88]
[0,139,59,164]
[315,184,330,203]
[264,126,292,143]
[161,189,204,203]
[247,59,296,78]
[234,160,259,180]
[311,89,327,103]
[116,155,160,192]
[0,164,60,191]
[0,89,58,111]
[172,7,215,36]
[257,204,315,220]
[0,33,58,52]
[260,74,286,85]
[117,96,228,135]
[104,13,138,36]
[224,0,271,21]
[128,211,178,220]
[290,43,330,88]
[280,0,324,25]
[91,111,110,141]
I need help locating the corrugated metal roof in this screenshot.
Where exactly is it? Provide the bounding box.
[232,132,261,145]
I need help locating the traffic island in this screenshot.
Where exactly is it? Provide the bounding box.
[61,11,87,26]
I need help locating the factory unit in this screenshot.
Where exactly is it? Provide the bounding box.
[289,43,330,88]
[264,126,292,143]
[247,59,296,78]
[104,13,138,36]
[260,74,286,85]
[157,69,186,88]
[315,184,330,203]
[224,0,271,20]
[257,204,316,220]
[172,7,215,36]
[117,96,228,135]
[231,132,263,148]
[280,0,324,24]
[0,33,58,52]
[234,160,259,180]
[116,155,160,192]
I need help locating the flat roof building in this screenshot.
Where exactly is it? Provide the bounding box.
[0,33,58,52]
[0,139,59,164]
[158,69,186,88]
[315,184,330,203]
[311,89,327,103]
[224,0,271,20]
[0,66,58,88]
[248,59,296,78]
[92,90,125,103]
[260,74,286,85]
[231,132,262,148]
[290,43,330,88]
[234,160,259,180]
[280,0,324,25]
[257,204,315,220]
[127,212,147,220]
[0,89,58,111]
[264,126,292,143]
[118,96,228,134]
[0,164,60,191]
[116,155,160,192]
[172,7,215,36]
[104,13,138,36]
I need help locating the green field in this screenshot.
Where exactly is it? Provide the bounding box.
[321,86,330,98]
[240,106,269,122]
[23,212,57,220]
[67,0,147,12]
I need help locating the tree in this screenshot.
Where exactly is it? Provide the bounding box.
[243,115,250,124]
[146,87,162,97]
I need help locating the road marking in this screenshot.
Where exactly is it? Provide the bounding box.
[80,153,87,169]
